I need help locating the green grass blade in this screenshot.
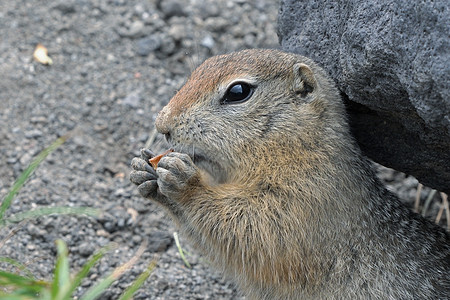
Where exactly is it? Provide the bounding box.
[117,260,156,300]
[0,295,30,300]
[0,270,49,292]
[0,292,46,300]
[55,244,114,300]
[51,240,70,299]
[0,207,99,226]
[173,232,191,268]
[0,135,69,221]
[0,269,35,286]
[78,274,115,300]
[79,242,147,300]
[0,257,36,280]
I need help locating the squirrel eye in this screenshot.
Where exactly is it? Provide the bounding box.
[221,82,254,104]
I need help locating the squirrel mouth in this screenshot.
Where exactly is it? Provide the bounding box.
[172,146,226,183]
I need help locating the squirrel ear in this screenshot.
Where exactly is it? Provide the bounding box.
[292,63,317,98]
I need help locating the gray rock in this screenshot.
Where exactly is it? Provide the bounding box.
[159,36,176,55]
[147,231,173,252]
[136,35,162,56]
[117,20,145,38]
[52,1,76,14]
[78,242,95,257]
[159,0,188,19]
[201,34,215,49]
[24,129,43,139]
[197,3,220,19]
[204,17,229,32]
[278,0,450,193]
[168,22,189,42]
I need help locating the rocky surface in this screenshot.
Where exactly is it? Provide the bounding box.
[278,0,450,194]
[0,0,446,299]
[0,0,278,299]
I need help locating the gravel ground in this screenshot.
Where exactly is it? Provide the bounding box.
[0,0,446,299]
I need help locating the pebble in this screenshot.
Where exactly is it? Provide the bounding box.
[117,20,145,38]
[24,129,43,138]
[136,35,162,56]
[53,1,76,14]
[78,242,95,257]
[159,0,188,19]
[204,17,229,32]
[147,231,173,252]
[159,37,176,55]
[197,3,220,18]
[96,229,110,237]
[168,23,189,41]
[201,34,215,49]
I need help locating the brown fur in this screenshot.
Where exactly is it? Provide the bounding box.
[132,49,450,299]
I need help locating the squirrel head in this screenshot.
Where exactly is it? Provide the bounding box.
[155,49,346,183]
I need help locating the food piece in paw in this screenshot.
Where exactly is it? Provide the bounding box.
[149,148,174,169]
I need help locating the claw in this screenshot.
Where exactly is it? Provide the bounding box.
[131,157,156,174]
[140,148,156,161]
[130,170,156,185]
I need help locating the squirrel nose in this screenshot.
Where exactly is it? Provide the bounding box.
[155,106,172,135]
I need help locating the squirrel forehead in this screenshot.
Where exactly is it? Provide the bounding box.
[166,49,295,114]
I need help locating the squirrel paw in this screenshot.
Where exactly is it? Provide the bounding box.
[130,148,164,199]
[156,152,199,201]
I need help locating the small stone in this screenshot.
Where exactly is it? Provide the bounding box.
[156,280,169,291]
[84,97,94,105]
[197,4,220,19]
[114,188,126,197]
[136,35,162,56]
[78,242,95,257]
[118,20,145,38]
[53,1,76,14]
[204,17,229,32]
[19,152,33,165]
[160,0,187,19]
[6,156,17,164]
[148,231,172,252]
[201,35,215,49]
[132,234,142,244]
[129,20,145,36]
[25,129,43,138]
[168,23,188,42]
[96,229,110,237]
[30,116,48,124]
[103,221,116,233]
[160,37,176,55]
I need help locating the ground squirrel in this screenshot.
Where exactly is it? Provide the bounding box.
[130,49,450,299]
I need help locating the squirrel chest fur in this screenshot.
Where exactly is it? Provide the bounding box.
[130,49,450,299]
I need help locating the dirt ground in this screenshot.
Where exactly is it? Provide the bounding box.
[0,0,446,299]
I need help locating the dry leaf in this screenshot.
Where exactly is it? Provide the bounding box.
[149,148,174,169]
[33,44,53,65]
